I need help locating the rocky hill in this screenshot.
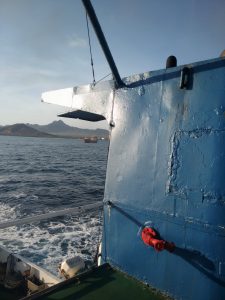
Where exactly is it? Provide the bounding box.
[29,120,109,138]
[0,121,109,139]
[0,124,55,138]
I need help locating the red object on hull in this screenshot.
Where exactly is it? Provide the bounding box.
[141,227,175,252]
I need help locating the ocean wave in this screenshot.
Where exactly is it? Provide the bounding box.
[0,212,103,275]
[10,192,28,199]
[0,203,18,221]
[0,137,107,276]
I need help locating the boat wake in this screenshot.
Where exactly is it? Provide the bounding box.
[0,202,102,275]
[0,137,107,276]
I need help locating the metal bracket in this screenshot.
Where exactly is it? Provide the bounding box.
[180,67,191,89]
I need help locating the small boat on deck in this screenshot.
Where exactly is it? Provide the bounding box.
[1,0,225,299]
[0,246,60,299]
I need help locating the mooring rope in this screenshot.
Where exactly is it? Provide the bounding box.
[95,72,112,85]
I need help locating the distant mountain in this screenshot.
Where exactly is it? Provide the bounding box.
[0,124,55,138]
[0,121,109,139]
[29,120,109,138]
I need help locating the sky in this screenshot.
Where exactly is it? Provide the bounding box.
[0,0,224,129]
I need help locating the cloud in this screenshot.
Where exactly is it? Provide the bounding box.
[68,36,87,48]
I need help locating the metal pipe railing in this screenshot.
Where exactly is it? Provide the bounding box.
[0,202,103,229]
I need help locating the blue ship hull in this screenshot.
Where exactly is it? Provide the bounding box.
[42,56,225,299]
[101,57,225,299]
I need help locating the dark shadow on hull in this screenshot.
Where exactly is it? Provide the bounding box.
[106,202,225,288]
[173,247,225,287]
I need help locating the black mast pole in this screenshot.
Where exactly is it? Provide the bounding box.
[82,0,125,88]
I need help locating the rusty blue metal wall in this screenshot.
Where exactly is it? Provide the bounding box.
[102,57,225,300]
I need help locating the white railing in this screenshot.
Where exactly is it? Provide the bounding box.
[0,202,103,229]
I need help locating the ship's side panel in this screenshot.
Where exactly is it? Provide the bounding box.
[102,58,225,300]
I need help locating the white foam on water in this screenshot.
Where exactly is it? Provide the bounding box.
[0,204,102,276]
[0,203,18,221]
[10,192,28,199]
[0,136,107,277]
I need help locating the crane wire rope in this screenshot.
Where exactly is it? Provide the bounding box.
[85,12,96,85]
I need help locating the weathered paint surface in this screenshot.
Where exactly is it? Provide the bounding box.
[102,57,225,300]
[43,57,225,300]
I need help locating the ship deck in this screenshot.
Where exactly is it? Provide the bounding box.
[0,284,25,300]
[24,264,170,300]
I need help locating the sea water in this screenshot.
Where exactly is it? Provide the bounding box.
[0,135,108,275]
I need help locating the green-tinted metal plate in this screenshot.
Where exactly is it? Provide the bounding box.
[35,265,170,300]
